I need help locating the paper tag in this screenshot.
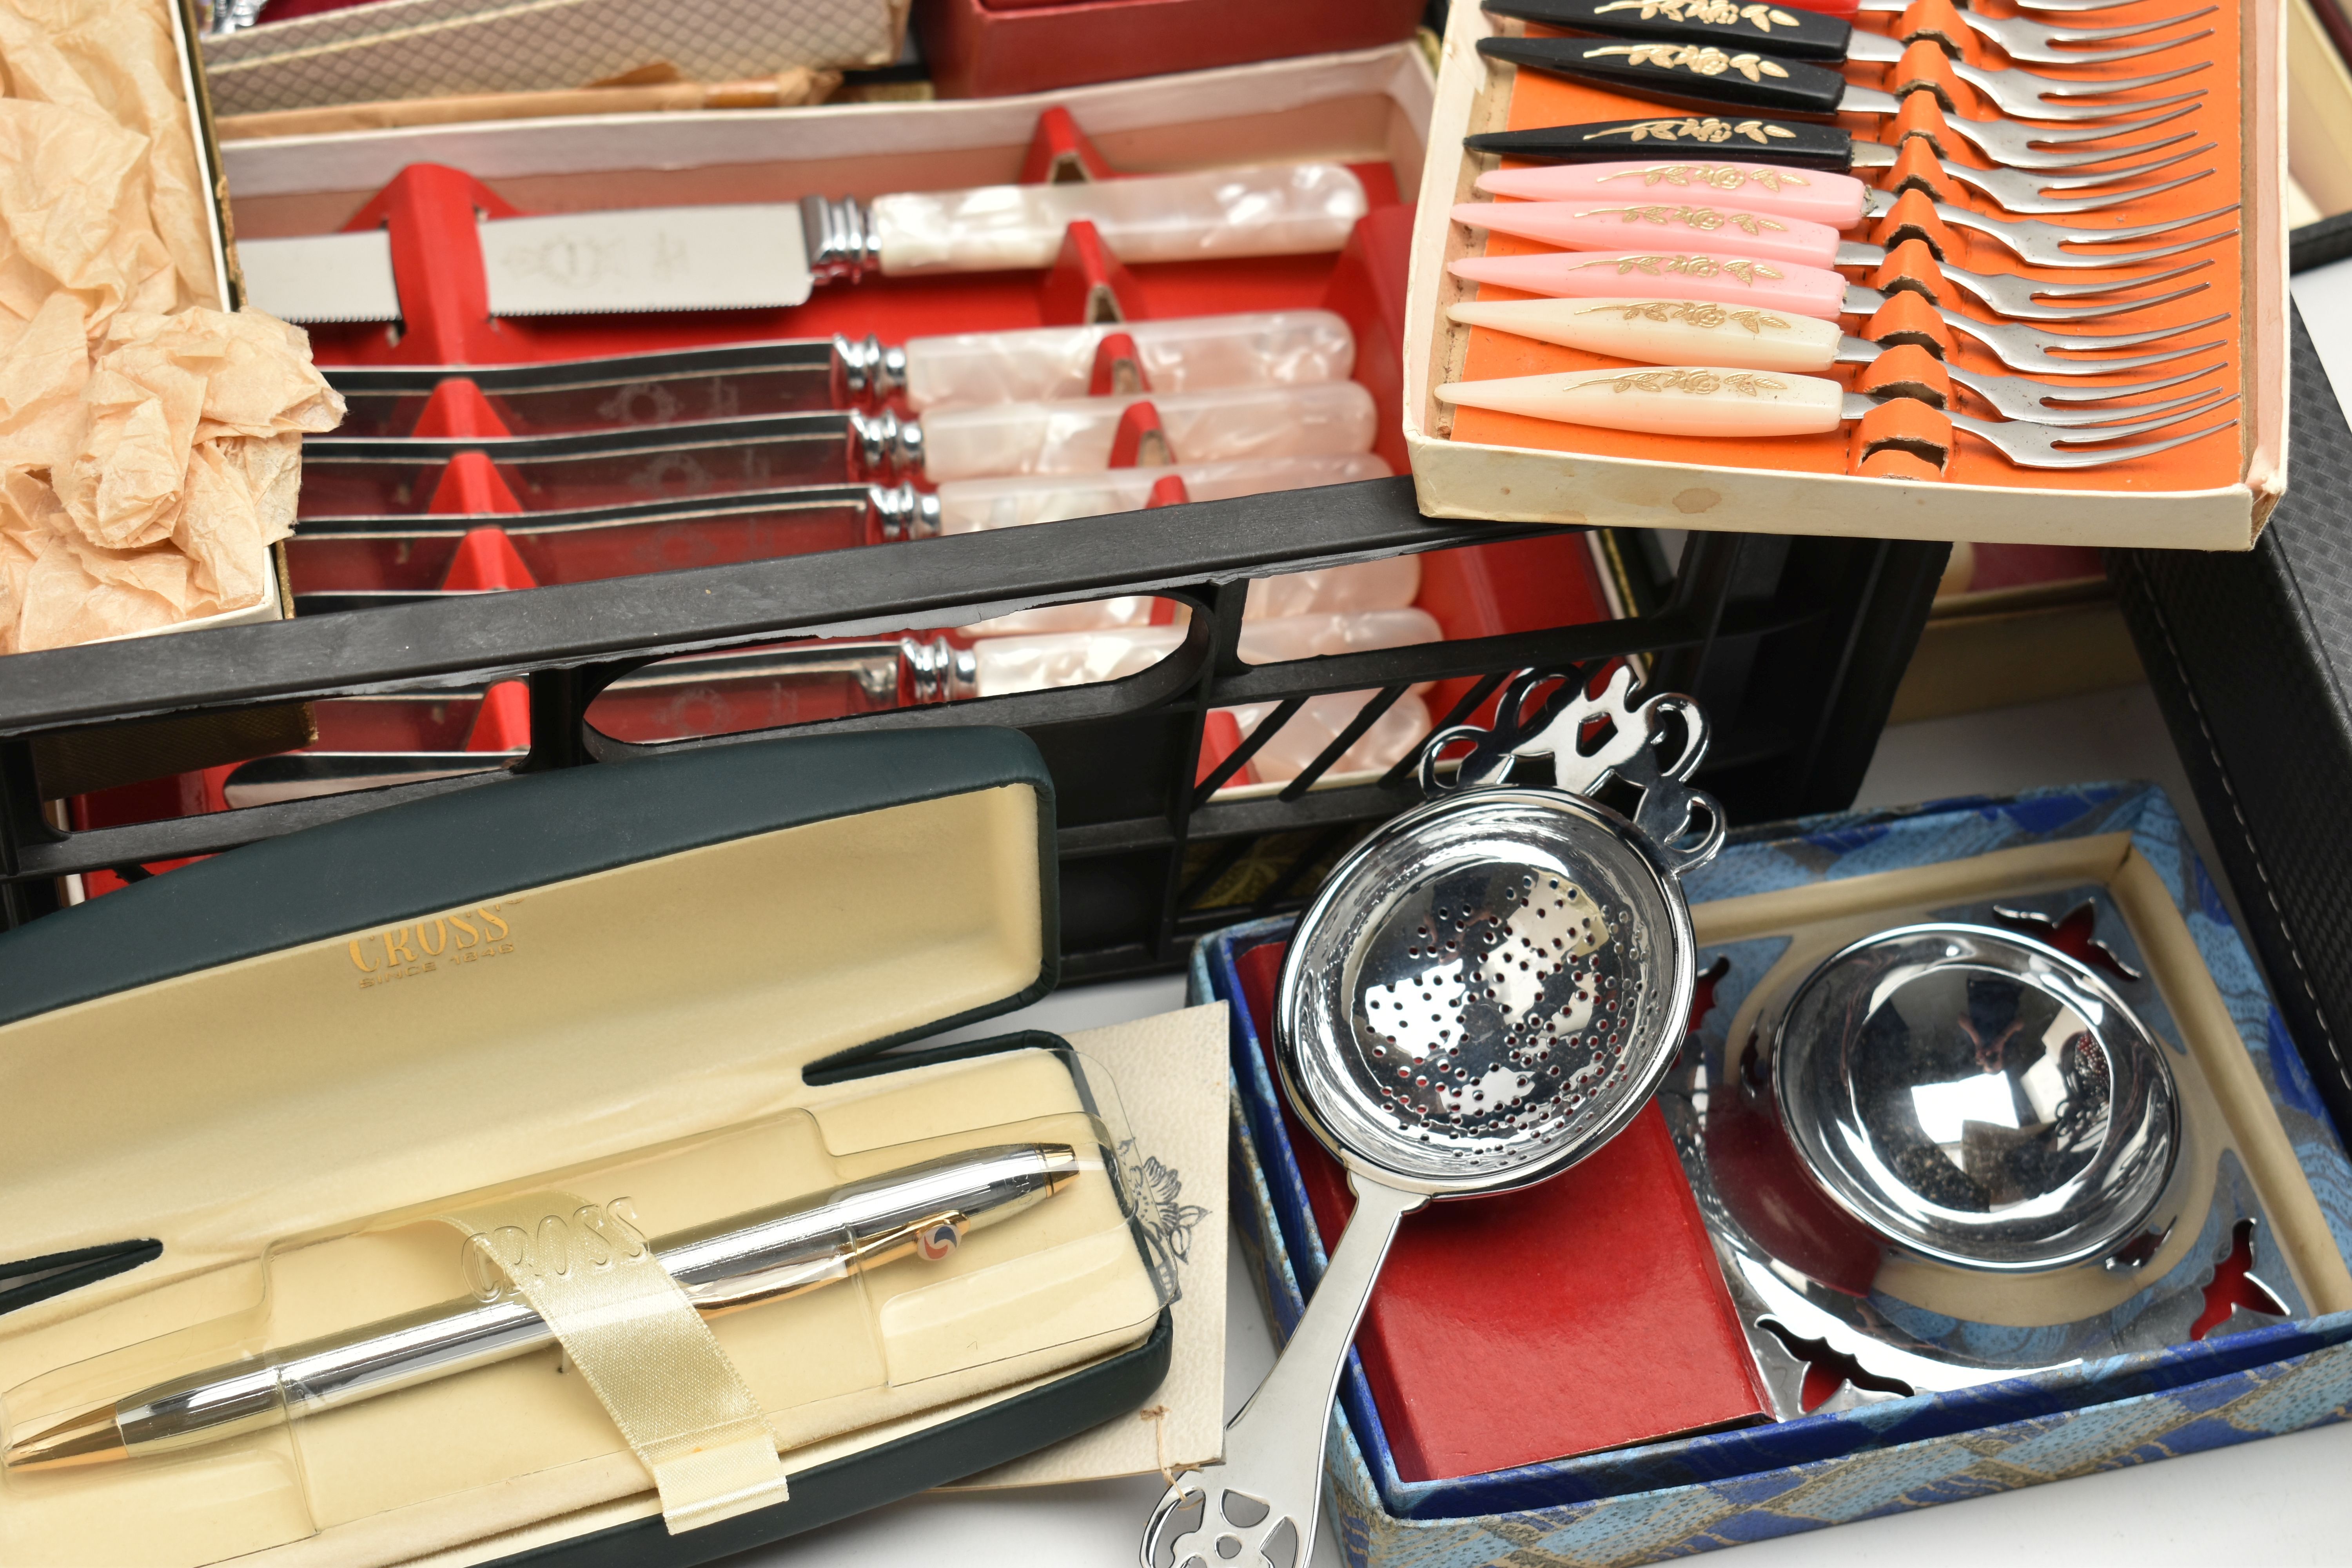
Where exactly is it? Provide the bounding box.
[440,1191,790,1534]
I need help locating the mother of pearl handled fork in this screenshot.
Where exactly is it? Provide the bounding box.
[1478,34,2207,133]
[1464,108,2209,179]
[1434,365,2236,466]
[1453,193,2236,272]
[1483,0,2216,71]
[1446,252,2227,374]
[1447,296,2229,425]
[1475,161,2217,236]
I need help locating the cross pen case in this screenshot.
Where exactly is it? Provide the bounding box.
[0,726,1172,1568]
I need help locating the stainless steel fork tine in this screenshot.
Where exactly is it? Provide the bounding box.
[2029,145,2215,189]
[1951,411,2240,469]
[1935,267,2209,322]
[1852,0,2217,45]
[1943,100,2209,164]
[1945,379,2232,426]
[2001,260,2212,299]
[1842,285,2232,357]
[1921,209,2239,270]
[1993,313,2230,353]
[1994,0,2171,15]
[1993,7,2219,44]
[1938,127,2203,177]
[1949,66,2210,124]
[2005,0,2196,15]
[1943,368,2230,425]
[1955,24,2214,69]
[1958,55,2208,99]
[1966,398,2236,444]
[1993,361,2228,403]
[1939,317,2228,376]
[1985,104,2204,143]
[1952,166,2214,218]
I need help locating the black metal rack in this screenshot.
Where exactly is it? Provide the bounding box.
[0,477,1946,979]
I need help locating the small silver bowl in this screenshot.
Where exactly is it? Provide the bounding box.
[1772,924,2180,1274]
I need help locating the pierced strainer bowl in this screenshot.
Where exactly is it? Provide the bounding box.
[1279,788,1690,1194]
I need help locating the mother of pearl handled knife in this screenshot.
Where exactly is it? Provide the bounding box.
[239,163,1369,324]
[320,312,1358,438]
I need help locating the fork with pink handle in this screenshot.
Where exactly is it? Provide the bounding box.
[1449,190,2232,319]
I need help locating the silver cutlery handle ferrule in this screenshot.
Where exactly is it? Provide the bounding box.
[849,407,923,478]
[902,636,977,704]
[873,483,941,541]
[802,196,881,285]
[833,333,908,405]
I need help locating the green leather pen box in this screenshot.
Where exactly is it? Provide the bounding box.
[0,727,1171,1568]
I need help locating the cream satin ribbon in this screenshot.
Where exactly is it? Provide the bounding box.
[441,1191,790,1533]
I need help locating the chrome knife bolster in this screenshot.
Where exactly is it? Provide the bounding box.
[803,196,881,287]
[902,635,980,705]
[849,407,924,479]
[833,333,908,405]
[875,483,942,541]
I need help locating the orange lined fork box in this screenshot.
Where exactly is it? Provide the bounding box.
[1405,0,2288,549]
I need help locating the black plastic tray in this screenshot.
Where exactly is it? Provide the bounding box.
[0,477,1947,979]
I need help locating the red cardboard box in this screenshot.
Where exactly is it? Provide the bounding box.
[1231,940,1771,1481]
[918,0,1426,99]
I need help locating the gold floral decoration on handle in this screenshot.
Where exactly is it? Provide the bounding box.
[1600,368,1788,397]
[1582,43,1794,81]
[1593,0,1805,31]
[1595,163,1808,192]
[1575,301,1793,333]
[1568,253,1786,284]
[1577,204,1789,234]
[1582,118,1801,145]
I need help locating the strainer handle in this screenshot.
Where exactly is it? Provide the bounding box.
[1140,1177,1428,1568]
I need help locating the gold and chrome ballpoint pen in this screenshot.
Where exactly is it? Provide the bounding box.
[6,1142,1080,1471]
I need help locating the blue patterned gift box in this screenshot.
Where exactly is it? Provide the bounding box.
[1198,783,2352,1566]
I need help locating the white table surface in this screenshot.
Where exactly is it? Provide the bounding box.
[738,683,2352,1568]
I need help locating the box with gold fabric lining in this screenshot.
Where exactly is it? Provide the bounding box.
[0,726,1172,1568]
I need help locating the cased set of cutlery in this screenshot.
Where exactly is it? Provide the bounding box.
[1435,0,2247,478]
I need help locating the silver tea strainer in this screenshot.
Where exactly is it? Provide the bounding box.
[1141,668,1725,1568]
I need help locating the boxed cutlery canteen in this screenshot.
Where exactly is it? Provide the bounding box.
[0,725,1189,1566]
[1407,0,2289,548]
